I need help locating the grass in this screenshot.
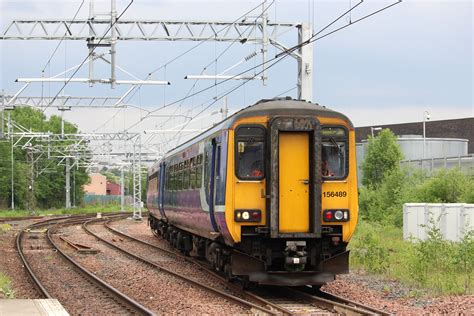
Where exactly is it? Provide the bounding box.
[0,272,14,299]
[0,203,133,218]
[349,219,473,295]
[0,223,12,234]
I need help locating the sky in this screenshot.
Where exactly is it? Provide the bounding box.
[0,0,473,154]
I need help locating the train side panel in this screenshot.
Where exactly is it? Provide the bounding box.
[161,131,230,240]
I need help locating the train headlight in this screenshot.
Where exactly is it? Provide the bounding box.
[235,209,261,222]
[334,210,344,221]
[323,209,349,222]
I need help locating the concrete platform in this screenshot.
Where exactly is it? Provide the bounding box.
[0,299,69,316]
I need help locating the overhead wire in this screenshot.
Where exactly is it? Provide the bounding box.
[41,0,85,73]
[93,0,272,137]
[122,0,366,133]
[167,53,292,145]
[140,1,275,146]
[146,0,274,77]
[163,0,403,145]
[42,0,135,113]
[96,0,401,151]
[40,0,85,105]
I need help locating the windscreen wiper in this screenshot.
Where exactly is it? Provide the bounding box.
[329,137,342,155]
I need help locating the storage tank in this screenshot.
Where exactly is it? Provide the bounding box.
[357,135,468,163]
[396,135,468,160]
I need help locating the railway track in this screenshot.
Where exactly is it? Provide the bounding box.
[83,217,278,315]
[16,214,155,315]
[102,216,391,315]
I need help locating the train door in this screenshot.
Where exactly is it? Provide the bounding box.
[207,139,220,232]
[269,117,322,238]
[279,132,310,232]
[158,162,167,219]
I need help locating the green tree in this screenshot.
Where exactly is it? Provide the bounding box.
[361,129,404,188]
[0,107,89,210]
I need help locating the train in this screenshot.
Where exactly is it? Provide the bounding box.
[146,97,358,286]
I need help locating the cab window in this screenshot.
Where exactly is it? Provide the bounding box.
[321,127,347,179]
[235,125,265,180]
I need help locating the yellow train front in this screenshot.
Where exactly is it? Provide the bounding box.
[147,97,358,286]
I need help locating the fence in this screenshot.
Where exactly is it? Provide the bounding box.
[83,194,133,206]
[399,155,474,176]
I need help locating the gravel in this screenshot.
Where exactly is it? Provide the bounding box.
[55,222,250,315]
[0,219,43,299]
[2,216,473,315]
[20,221,147,314]
[322,271,474,314]
[122,218,474,315]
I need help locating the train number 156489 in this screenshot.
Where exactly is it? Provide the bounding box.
[322,191,347,198]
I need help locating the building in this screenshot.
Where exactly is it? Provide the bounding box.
[106,181,121,196]
[355,117,474,154]
[83,173,107,195]
[355,117,474,182]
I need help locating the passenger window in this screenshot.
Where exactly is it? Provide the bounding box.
[196,163,203,188]
[235,126,265,180]
[190,167,196,189]
[321,127,347,179]
[183,168,190,189]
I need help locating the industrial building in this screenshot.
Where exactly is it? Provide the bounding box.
[355,117,474,179]
[356,117,474,153]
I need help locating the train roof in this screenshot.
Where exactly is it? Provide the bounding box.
[148,98,353,173]
[228,97,353,127]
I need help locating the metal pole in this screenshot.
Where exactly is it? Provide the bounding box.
[422,111,430,166]
[423,116,426,161]
[65,157,71,209]
[88,0,94,86]
[138,135,142,217]
[9,112,14,210]
[120,166,124,212]
[27,146,35,214]
[72,165,76,208]
[297,23,313,102]
[110,0,117,89]
[61,110,65,138]
[261,1,268,86]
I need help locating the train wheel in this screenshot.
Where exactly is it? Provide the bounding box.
[224,263,233,282]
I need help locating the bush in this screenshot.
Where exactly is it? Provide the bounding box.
[360,167,474,227]
[359,167,425,226]
[412,169,471,203]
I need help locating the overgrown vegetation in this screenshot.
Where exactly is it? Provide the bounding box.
[354,128,474,295]
[351,220,473,295]
[0,272,14,298]
[359,168,474,227]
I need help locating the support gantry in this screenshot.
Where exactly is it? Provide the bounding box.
[1,0,314,101]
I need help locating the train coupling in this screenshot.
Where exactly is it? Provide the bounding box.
[284,241,307,272]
